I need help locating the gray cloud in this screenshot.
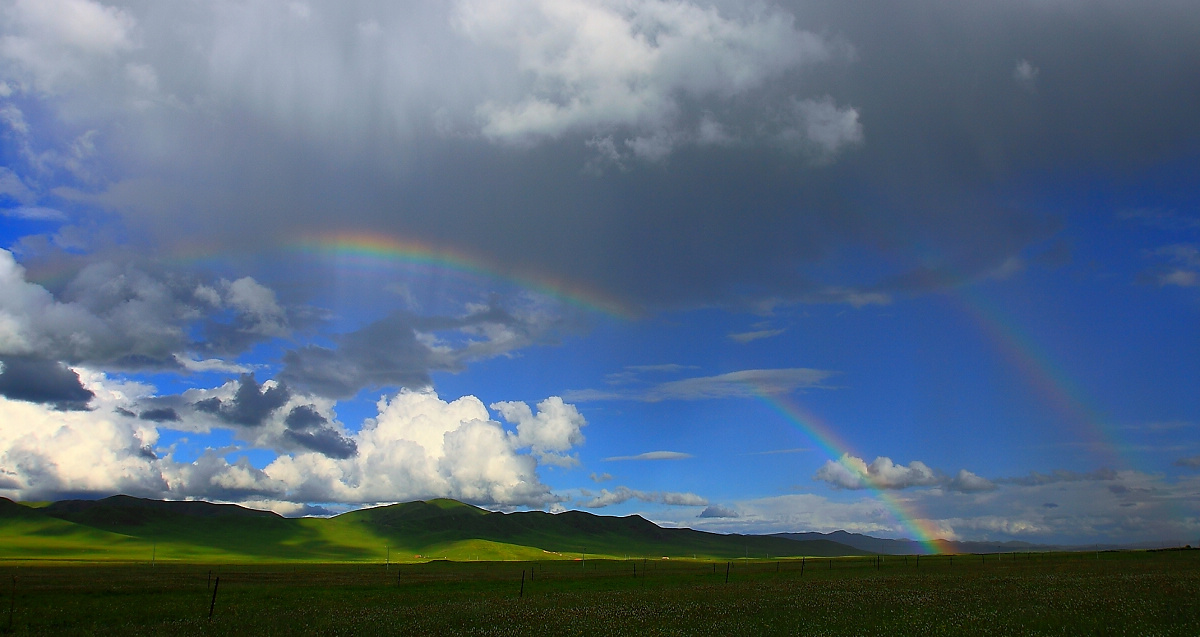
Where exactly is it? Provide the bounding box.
[0,249,299,371]
[728,328,786,344]
[995,468,1119,487]
[698,504,740,519]
[284,404,326,430]
[282,405,357,459]
[0,356,93,411]
[604,451,692,462]
[583,485,707,508]
[1174,456,1200,469]
[279,305,562,399]
[137,407,179,423]
[192,374,290,427]
[568,367,836,402]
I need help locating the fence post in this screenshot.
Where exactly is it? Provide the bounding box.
[7,575,15,632]
[208,577,220,621]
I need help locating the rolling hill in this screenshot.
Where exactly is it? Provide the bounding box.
[0,495,870,562]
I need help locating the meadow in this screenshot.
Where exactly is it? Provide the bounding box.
[1,549,1196,635]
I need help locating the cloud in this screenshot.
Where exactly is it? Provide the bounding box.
[282,405,357,459]
[264,389,580,506]
[1175,456,1200,469]
[650,368,836,400]
[192,374,290,427]
[660,468,1200,544]
[678,492,945,538]
[994,468,1118,487]
[583,485,707,508]
[1118,208,1200,231]
[279,304,563,399]
[199,278,294,354]
[728,328,785,344]
[6,1,1193,311]
[814,454,995,493]
[777,96,863,161]
[0,249,296,369]
[1013,59,1039,89]
[567,367,837,402]
[1143,244,1200,288]
[946,469,996,493]
[698,504,739,518]
[0,167,33,202]
[0,356,93,410]
[589,472,612,482]
[2,206,67,220]
[0,0,136,93]
[492,396,587,467]
[455,0,839,151]
[137,407,178,422]
[0,375,585,507]
[1159,270,1198,287]
[604,450,691,462]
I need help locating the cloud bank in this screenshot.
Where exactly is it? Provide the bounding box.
[6,0,1195,311]
[0,374,587,508]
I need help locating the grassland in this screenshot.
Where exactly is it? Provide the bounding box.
[0,549,1196,635]
[3,497,1197,634]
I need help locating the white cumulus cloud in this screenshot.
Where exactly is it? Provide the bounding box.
[813,453,994,492]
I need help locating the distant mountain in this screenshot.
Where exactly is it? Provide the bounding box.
[46,494,283,525]
[771,530,1158,554]
[0,495,870,562]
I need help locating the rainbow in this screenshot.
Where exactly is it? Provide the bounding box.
[753,389,947,554]
[288,233,635,319]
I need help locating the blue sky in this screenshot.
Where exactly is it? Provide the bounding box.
[1,0,1198,545]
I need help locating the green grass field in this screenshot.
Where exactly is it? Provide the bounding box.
[0,550,1196,635]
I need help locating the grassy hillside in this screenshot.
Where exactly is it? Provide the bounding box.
[0,495,869,563]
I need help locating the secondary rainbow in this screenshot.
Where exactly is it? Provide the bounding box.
[948,287,1125,469]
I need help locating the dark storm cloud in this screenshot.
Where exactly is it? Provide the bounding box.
[285,405,326,430]
[283,405,357,459]
[138,407,180,423]
[283,427,358,460]
[279,305,558,398]
[6,0,1200,312]
[191,374,291,427]
[0,356,94,411]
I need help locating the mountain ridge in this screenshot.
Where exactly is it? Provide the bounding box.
[0,495,871,562]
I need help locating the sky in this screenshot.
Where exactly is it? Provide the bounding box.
[0,0,1198,547]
